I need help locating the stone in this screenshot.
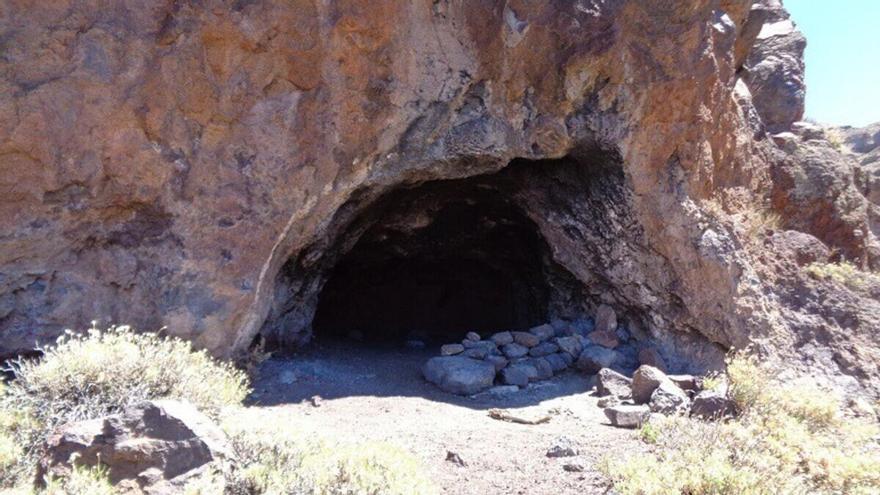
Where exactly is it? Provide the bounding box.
[637,348,667,373]
[422,356,496,395]
[490,331,514,346]
[446,451,466,467]
[554,336,583,358]
[465,331,481,341]
[441,344,465,356]
[594,304,617,333]
[597,396,621,408]
[546,436,578,458]
[575,346,618,374]
[511,331,540,348]
[499,366,530,387]
[562,461,585,472]
[485,354,509,372]
[528,342,559,357]
[631,365,668,404]
[649,381,690,415]
[557,351,575,367]
[668,374,701,392]
[604,405,651,429]
[587,330,619,349]
[528,357,554,380]
[690,390,737,419]
[463,347,489,360]
[501,343,529,359]
[550,319,571,335]
[38,400,230,490]
[596,368,633,399]
[529,323,556,341]
[544,353,568,373]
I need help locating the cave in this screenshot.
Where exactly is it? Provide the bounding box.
[310,178,556,344]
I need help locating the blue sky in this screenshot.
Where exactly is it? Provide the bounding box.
[785,0,880,127]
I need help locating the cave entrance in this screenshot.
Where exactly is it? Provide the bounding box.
[311,178,554,345]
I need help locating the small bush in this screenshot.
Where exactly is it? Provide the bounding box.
[601,354,880,495]
[42,465,115,495]
[0,325,249,487]
[214,410,438,495]
[805,261,880,291]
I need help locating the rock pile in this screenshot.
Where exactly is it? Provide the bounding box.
[596,365,736,428]
[423,305,663,396]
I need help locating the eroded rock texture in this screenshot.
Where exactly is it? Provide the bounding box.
[1,1,878,394]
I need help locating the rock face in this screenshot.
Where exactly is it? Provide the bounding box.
[38,400,229,491]
[1,0,879,396]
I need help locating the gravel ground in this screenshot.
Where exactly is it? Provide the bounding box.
[247,338,644,494]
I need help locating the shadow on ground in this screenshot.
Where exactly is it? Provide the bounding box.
[247,338,594,410]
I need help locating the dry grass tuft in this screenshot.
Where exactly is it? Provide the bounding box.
[805,261,880,291]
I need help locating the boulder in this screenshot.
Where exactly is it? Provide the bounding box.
[594,304,617,333]
[527,357,553,380]
[668,374,701,392]
[529,324,556,341]
[465,331,481,341]
[485,354,509,372]
[463,347,489,360]
[545,436,578,458]
[596,368,632,399]
[587,330,619,349]
[637,348,667,372]
[423,356,496,395]
[649,381,690,414]
[544,353,568,373]
[690,390,737,419]
[575,346,618,374]
[501,363,536,386]
[557,351,575,367]
[490,331,514,346]
[554,336,583,358]
[603,405,651,429]
[511,331,540,348]
[39,400,230,491]
[528,342,559,357]
[631,365,667,404]
[441,343,464,356]
[501,343,529,359]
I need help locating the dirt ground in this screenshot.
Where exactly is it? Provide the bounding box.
[248,339,644,495]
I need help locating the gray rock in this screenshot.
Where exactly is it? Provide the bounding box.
[550,319,571,335]
[528,357,553,380]
[544,353,568,372]
[463,347,489,359]
[595,304,617,333]
[603,404,651,428]
[512,331,540,348]
[554,336,583,358]
[485,354,509,372]
[597,395,621,408]
[631,365,667,404]
[490,331,514,346]
[462,339,497,352]
[575,346,618,374]
[557,351,574,367]
[529,323,556,341]
[502,342,529,358]
[649,380,690,415]
[499,366,530,387]
[596,368,632,399]
[563,461,585,472]
[690,390,736,419]
[465,331,481,341]
[423,356,496,395]
[546,436,578,458]
[528,342,559,357]
[587,330,619,349]
[441,343,465,356]
[38,400,230,490]
[668,374,701,392]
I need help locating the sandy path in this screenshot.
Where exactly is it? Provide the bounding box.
[247,339,643,494]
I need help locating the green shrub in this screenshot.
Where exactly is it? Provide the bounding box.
[601,354,880,495]
[42,465,115,495]
[805,261,880,291]
[212,409,438,495]
[0,325,249,487]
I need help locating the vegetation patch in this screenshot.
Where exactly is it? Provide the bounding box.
[601,354,880,495]
[805,261,880,291]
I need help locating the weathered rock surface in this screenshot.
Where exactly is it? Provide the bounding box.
[596,368,632,400]
[690,390,737,419]
[631,366,668,404]
[39,400,229,491]
[576,346,618,375]
[422,356,495,395]
[1,0,879,398]
[603,405,650,429]
[649,381,690,415]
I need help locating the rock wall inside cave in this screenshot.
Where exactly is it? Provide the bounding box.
[1,1,878,393]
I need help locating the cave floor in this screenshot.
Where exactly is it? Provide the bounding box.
[246,338,645,494]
